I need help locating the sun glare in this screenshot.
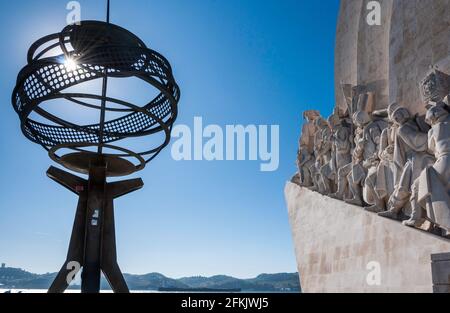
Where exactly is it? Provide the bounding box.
[64,58,78,72]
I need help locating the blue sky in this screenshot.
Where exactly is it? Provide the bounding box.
[0,0,339,278]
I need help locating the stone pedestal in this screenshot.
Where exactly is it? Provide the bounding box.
[285,182,450,293]
[431,253,450,293]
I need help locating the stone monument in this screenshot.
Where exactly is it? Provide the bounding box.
[286,0,450,293]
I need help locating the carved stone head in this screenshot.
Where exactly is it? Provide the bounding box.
[387,103,400,121]
[392,107,411,126]
[425,102,449,126]
[303,110,321,122]
[352,111,371,128]
[314,117,330,130]
[334,105,348,118]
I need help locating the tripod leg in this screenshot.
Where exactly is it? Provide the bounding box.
[102,263,129,293]
[48,194,87,293]
[108,178,144,199]
[47,166,87,195]
[101,197,130,293]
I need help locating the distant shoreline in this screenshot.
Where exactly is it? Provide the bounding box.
[2,289,300,294]
[0,266,300,293]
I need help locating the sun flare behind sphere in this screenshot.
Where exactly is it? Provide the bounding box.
[64,58,77,72]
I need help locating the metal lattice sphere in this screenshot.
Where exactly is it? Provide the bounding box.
[12,21,180,176]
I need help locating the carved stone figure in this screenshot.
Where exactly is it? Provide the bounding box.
[297,110,321,187]
[377,107,435,219]
[342,112,369,205]
[299,111,321,153]
[333,121,352,169]
[331,85,378,201]
[402,101,450,237]
[320,108,352,194]
[313,117,333,194]
[331,117,352,191]
[330,110,364,201]
[297,147,315,187]
[362,124,389,212]
[342,84,368,117]
[364,103,399,213]
[335,111,386,206]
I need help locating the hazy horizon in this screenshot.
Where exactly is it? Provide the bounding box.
[1,262,297,280]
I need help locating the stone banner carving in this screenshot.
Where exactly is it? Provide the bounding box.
[295,69,450,239]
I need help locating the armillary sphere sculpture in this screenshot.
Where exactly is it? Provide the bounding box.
[11,1,180,293]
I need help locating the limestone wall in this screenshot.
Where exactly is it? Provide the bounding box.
[356,0,392,111]
[335,0,450,115]
[285,183,450,293]
[389,0,450,114]
[334,0,363,111]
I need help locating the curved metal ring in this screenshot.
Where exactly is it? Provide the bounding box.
[49,142,146,174]
[12,20,180,173]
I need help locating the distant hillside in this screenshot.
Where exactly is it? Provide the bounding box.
[0,267,56,289]
[118,273,189,290]
[178,273,300,292]
[0,266,300,292]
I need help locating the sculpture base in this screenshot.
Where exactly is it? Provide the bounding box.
[285,182,450,293]
[46,165,143,293]
[59,152,138,177]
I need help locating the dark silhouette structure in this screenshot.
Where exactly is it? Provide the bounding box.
[11,2,180,293]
